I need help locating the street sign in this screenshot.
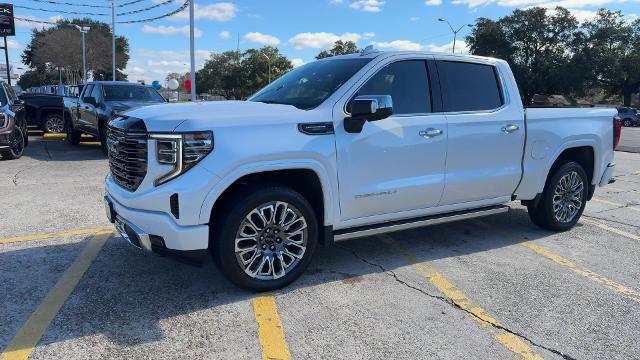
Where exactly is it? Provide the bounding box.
[0,4,14,37]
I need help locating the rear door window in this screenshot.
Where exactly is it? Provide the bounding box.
[82,85,94,101]
[438,61,503,112]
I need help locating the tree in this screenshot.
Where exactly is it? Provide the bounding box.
[316,40,360,59]
[17,69,62,89]
[196,47,292,100]
[22,18,129,84]
[580,10,640,106]
[466,7,584,104]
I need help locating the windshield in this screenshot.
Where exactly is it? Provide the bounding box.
[249,58,372,110]
[103,85,165,102]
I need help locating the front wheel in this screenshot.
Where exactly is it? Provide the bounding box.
[99,123,108,156]
[0,126,26,160]
[66,120,81,145]
[527,161,588,231]
[212,185,318,291]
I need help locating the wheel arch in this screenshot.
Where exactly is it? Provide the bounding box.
[199,162,336,229]
[535,144,596,204]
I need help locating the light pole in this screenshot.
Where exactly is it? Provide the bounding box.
[109,0,116,81]
[262,53,271,83]
[188,0,196,101]
[438,18,473,54]
[72,25,90,84]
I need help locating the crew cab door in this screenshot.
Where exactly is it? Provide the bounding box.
[436,60,525,205]
[334,59,447,221]
[78,84,101,135]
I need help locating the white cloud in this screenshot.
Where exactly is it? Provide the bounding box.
[362,32,376,39]
[425,40,469,53]
[244,32,281,46]
[289,32,365,49]
[330,0,345,4]
[171,2,237,21]
[426,0,443,5]
[350,0,386,12]
[219,30,231,40]
[291,58,305,68]
[15,15,63,29]
[137,49,212,61]
[371,40,424,51]
[7,39,22,50]
[142,25,203,38]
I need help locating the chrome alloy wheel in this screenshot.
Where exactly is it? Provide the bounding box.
[552,171,584,223]
[45,116,65,133]
[234,201,308,280]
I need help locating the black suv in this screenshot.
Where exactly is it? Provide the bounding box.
[0,81,28,160]
[617,107,639,127]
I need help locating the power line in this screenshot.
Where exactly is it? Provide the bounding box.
[23,0,111,9]
[117,0,147,8]
[15,17,58,25]
[117,0,189,24]
[15,5,108,16]
[116,0,175,17]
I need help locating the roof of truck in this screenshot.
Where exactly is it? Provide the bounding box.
[322,50,500,63]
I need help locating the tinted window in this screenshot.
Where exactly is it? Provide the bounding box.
[82,85,94,100]
[439,61,503,112]
[0,84,7,105]
[250,58,372,110]
[103,85,165,102]
[357,60,430,115]
[90,85,102,101]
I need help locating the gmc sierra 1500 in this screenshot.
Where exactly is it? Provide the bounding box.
[104,50,621,291]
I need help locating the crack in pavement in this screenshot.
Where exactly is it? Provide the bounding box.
[336,244,577,360]
[583,214,640,230]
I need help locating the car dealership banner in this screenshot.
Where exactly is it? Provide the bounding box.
[0,4,14,37]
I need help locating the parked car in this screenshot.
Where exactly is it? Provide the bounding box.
[66,81,166,155]
[0,81,28,160]
[103,51,620,291]
[19,92,64,133]
[616,107,639,127]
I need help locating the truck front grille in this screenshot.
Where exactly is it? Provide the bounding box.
[107,125,148,192]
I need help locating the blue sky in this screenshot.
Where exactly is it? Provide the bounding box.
[11,0,640,84]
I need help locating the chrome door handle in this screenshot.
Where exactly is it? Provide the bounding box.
[419,128,443,139]
[501,124,520,133]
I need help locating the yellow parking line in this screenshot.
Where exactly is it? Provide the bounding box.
[581,218,640,242]
[592,198,640,213]
[0,227,113,245]
[378,235,543,360]
[0,232,111,360]
[476,222,640,304]
[252,295,291,360]
[42,133,66,139]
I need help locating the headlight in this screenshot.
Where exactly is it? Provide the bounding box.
[150,131,214,186]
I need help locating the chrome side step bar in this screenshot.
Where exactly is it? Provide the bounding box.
[333,205,509,241]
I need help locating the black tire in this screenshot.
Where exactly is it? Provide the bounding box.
[99,122,108,156]
[42,114,65,133]
[0,126,25,160]
[527,161,588,231]
[66,120,81,145]
[212,185,318,291]
[622,119,632,127]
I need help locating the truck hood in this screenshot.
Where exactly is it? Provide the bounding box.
[107,100,164,113]
[124,101,311,132]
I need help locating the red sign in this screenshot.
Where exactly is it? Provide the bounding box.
[184,79,191,92]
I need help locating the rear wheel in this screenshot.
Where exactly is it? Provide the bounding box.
[527,161,588,231]
[212,185,318,291]
[43,114,65,133]
[0,126,25,160]
[622,119,632,127]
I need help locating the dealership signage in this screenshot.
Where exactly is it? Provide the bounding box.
[0,4,14,37]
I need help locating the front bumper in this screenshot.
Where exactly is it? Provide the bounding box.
[104,194,209,251]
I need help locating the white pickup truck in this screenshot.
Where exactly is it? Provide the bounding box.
[104,50,622,291]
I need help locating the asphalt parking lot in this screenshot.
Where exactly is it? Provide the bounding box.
[1,131,639,360]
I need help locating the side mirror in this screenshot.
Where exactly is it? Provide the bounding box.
[84,97,97,106]
[344,95,393,133]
